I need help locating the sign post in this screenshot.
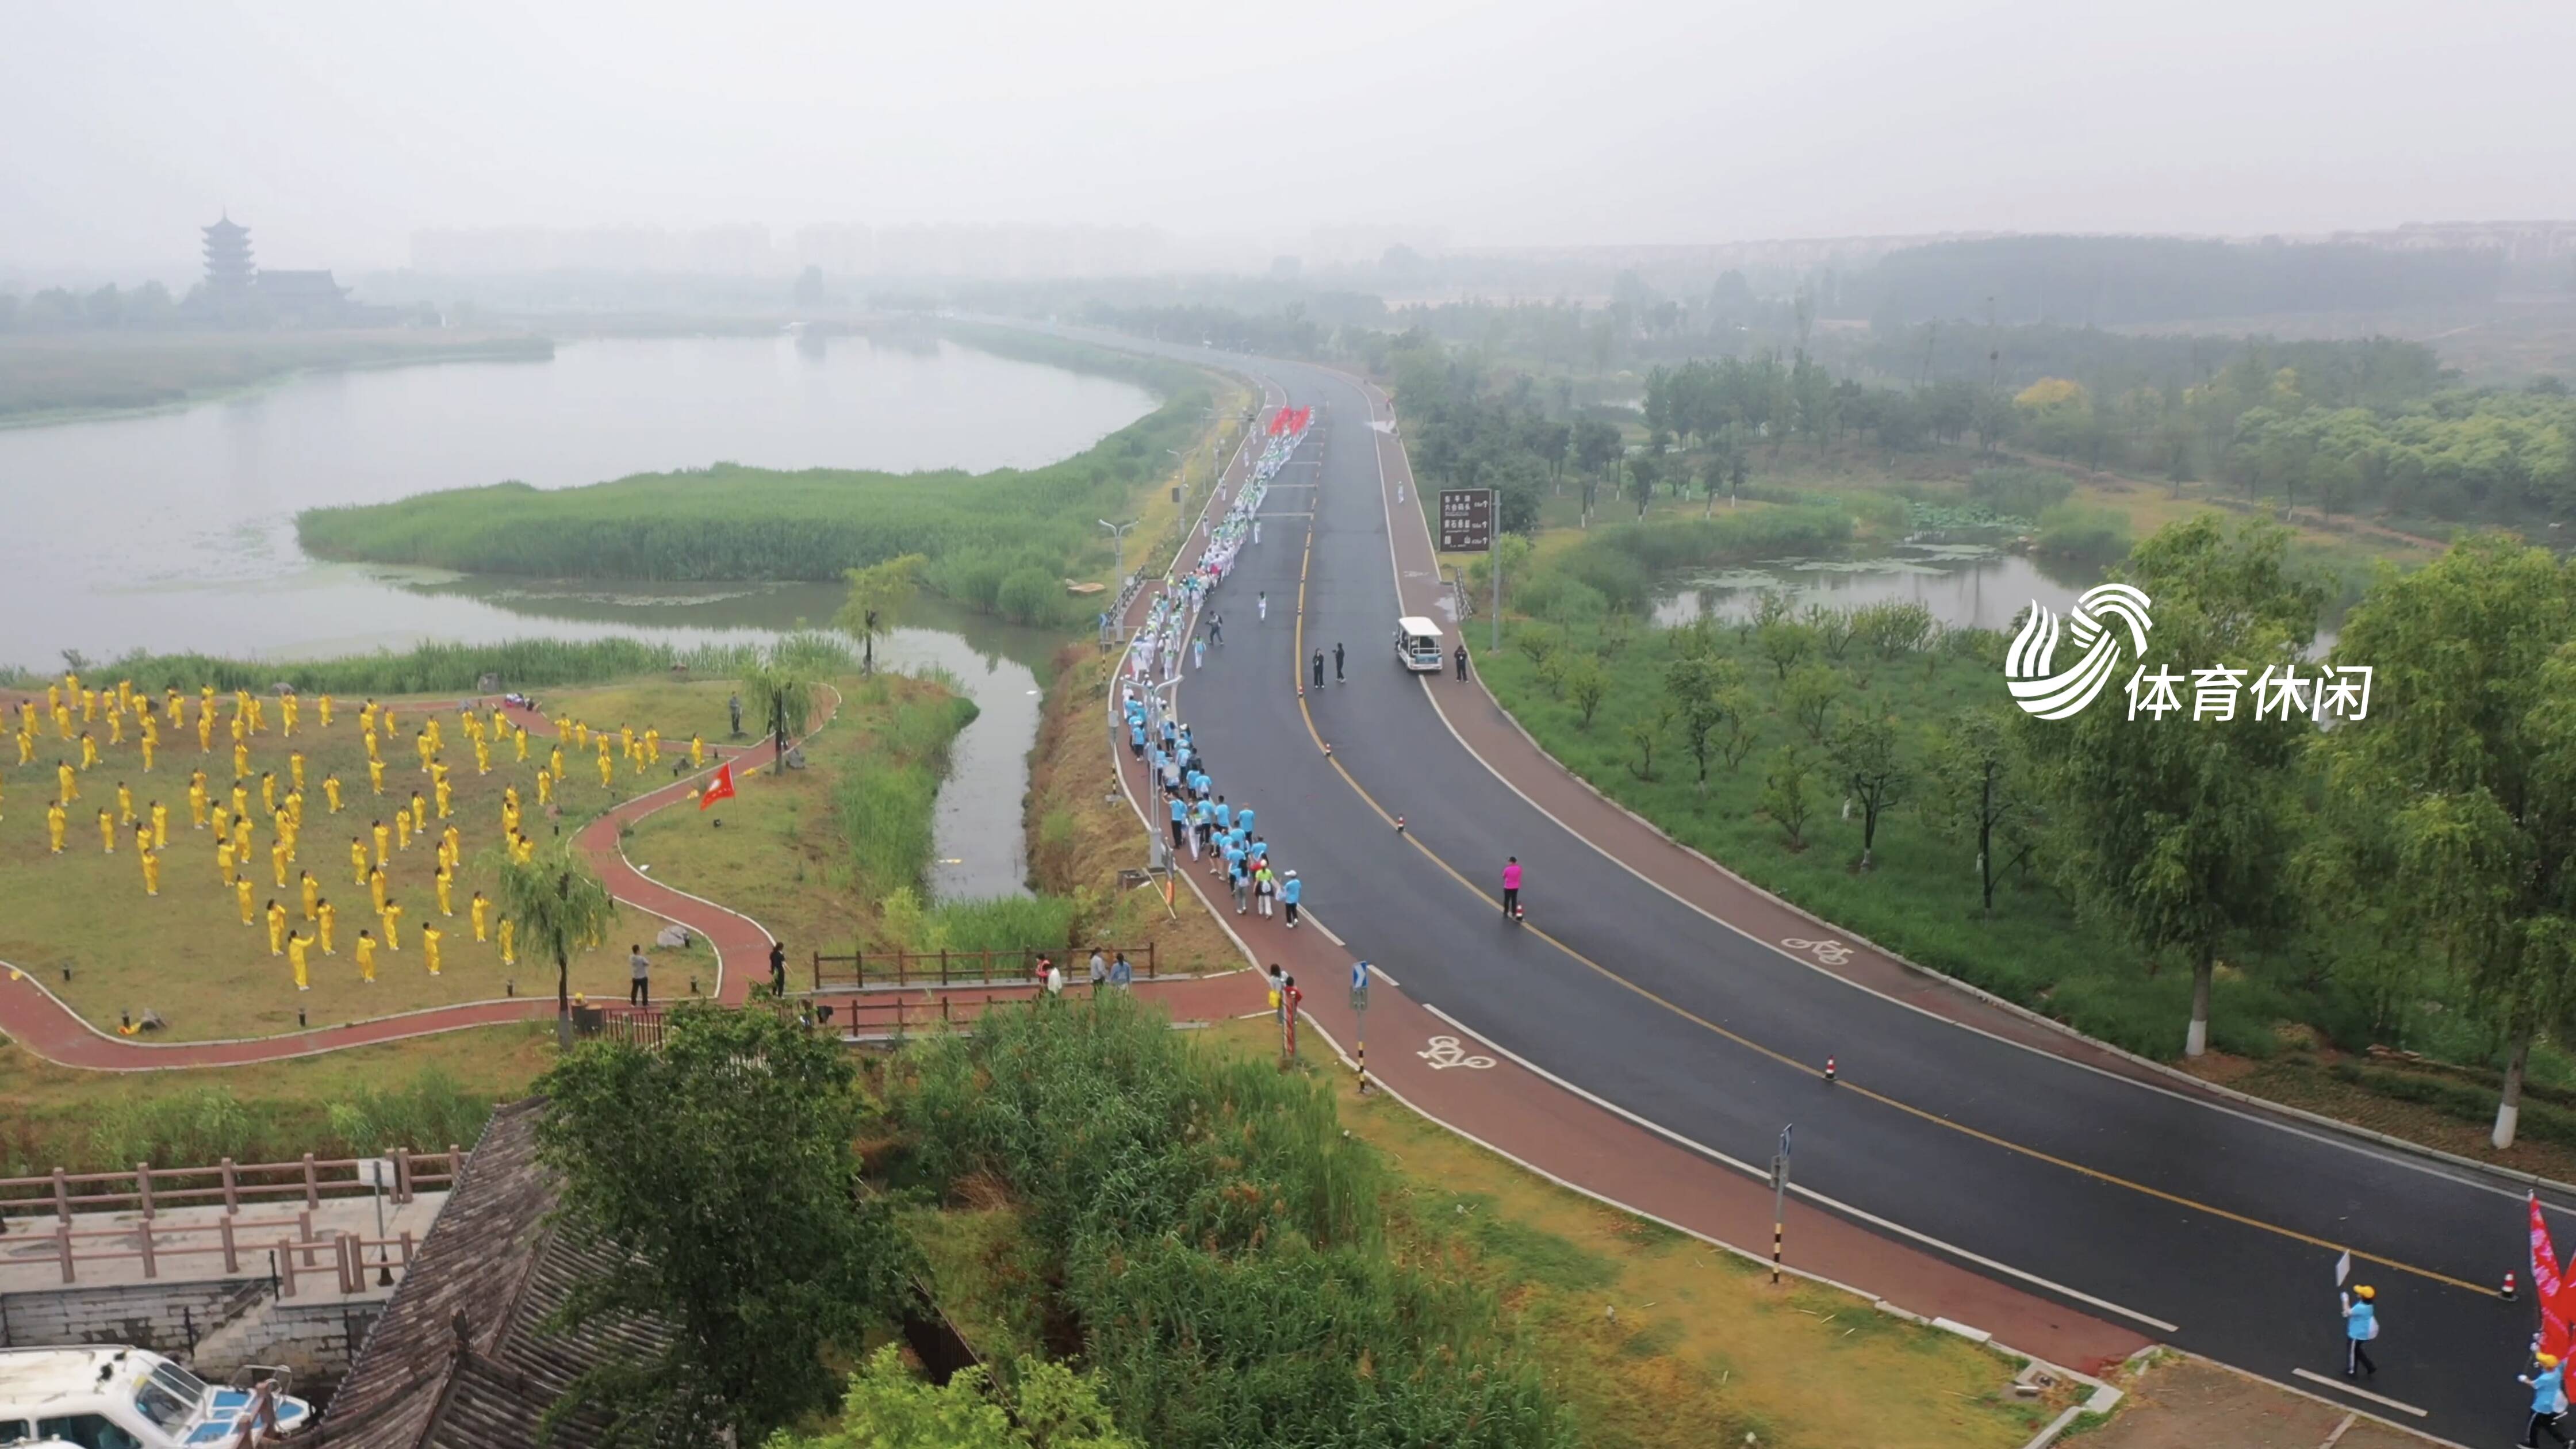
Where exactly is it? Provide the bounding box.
[1438,488,1498,653]
[1350,960,1372,1094]
[1770,1124,1793,1284]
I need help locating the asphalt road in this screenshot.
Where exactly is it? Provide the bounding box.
[1084,332,2551,1443]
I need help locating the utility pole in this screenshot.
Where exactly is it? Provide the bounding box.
[1098,518,1137,585]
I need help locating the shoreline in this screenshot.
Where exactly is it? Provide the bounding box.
[0,334,556,432]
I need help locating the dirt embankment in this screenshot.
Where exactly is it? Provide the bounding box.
[1023,645,1239,969]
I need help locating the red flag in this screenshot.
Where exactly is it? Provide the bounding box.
[698,762,735,811]
[2535,1194,2573,1356]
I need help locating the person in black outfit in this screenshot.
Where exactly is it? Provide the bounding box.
[1333,642,1346,683]
[1312,651,1325,689]
[1454,645,1469,680]
[768,939,788,999]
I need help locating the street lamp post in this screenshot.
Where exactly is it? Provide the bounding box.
[1099,518,1138,585]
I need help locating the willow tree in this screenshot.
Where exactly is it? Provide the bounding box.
[2318,534,2576,1147]
[744,660,815,777]
[834,553,925,677]
[489,835,618,1049]
[2022,518,2320,1058]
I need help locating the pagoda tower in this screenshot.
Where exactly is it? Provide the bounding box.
[202,212,254,292]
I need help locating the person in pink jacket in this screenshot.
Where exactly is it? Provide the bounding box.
[1501,857,1522,918]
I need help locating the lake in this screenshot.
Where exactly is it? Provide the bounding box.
[0,333,1156,898]
[1651,540,2103,633]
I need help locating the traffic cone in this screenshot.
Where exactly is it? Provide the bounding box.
[1823,1056,1838,1084]
[2504,1270,2519,1301]
[1394,815,1405,834]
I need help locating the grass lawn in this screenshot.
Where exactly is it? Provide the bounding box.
[901,1015,2060,1449]
[623,673,949,965]
[0,1022,555,1174]
[0,677,752,1041]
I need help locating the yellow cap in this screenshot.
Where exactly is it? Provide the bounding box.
[2352,1285,2374,1301]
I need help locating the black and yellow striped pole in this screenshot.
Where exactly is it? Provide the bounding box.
[1770,1124,1794,1285]
[1351,961,1373,1096]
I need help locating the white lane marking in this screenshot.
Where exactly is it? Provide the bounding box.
[1420,1000,2182,1335]
[1418,1035,1494,1070]
[2289,1368,2428,1417]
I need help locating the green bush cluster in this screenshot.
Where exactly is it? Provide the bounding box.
[3,1067,501,1177]
[831,690,978,898]
[9,636,850,696]
[888,994,1572,1449]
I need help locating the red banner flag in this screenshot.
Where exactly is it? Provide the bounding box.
[698,762,735,811]
[2535,1194,2573,1356]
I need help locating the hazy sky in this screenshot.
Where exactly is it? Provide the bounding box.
[5,0,2571,271]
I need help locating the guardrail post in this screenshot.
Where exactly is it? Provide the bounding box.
[139,1223,157,1279]
[220,1215,239,1274]
[1147,941,1157,978]
[53,1167,70,1224]
[448,1144,462,1187]
[936,949,946,987]
[399,1229,415,1266]
[299,1210,317,1267]
[301,1153,319,1209]
[136,1162,154,1221]
[57,1224,75,1283]
[394,1147,412,1203]
[221,1157,239,1214]
[278,1239,297,1297]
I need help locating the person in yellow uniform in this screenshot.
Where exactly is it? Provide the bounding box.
[317,695,333,730]
[473,738,490,776]
[270,836,290,888]
[497,915,515,968]
[596,747,614,789]
[355,929,377,982]
[409,789,428,835]
[549,743,565,782]
[421,923,443,977]
[288,929,310,991]
[435,864,455,918]
[535,768,552,805]
[138,729,155,774]
[266,898,287,956]
[513,726,528,763]
[689,734,705,768]
[98,808,116,854]
[107,710,124,747]
[434,775,453,820]
[359,699,377,738]
[210,797,229,840]
[369,863,389,913]
[279,695,298,737]
[231,739,249,779]
[350,835,370,887]
[372,819,391,867]
[323,775,342,814]
[259,771,278,815]
[165,689,183,730]
[300,869,320,921]
[442,823,461,867]
[116,781,134,825]
[235,875,255,925]
[379,898,404,951]
[367,757,386,795]
[424,715,443,754]
[415,729,434,774]
[229,781,249,821]
[188,772,209,830]
[15,729,32,766]
[57,760,78,803]
[316,897,336,955]
[394,810,412,853]
[217,838,236,885]
[151,799,168,849]
[80,731,99,770]
[197,709,214,753]
[289,752,305,795]
[470,890,490,944]
[139,844,159,898]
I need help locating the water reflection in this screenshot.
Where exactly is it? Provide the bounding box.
[1652,542,2103,632]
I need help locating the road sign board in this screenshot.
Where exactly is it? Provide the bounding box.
[1439,488,1495,553]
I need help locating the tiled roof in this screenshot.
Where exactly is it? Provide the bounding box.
[312,1098,674,1448]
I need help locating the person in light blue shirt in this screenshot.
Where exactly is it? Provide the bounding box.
[1128,721,1145,758]
[2520,1353,2569,1447]
[1167,795,1189,853]
[1213,798,1232,832]
[1237,806,1255,836]
[1280,869,1303,928]
[2340,1285,2378,1378]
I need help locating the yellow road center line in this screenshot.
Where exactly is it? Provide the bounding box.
[1278,449,2477,1297]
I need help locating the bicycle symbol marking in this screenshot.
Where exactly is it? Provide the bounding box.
[1419,1035,1496,1070]
[1781,937,1853,966]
